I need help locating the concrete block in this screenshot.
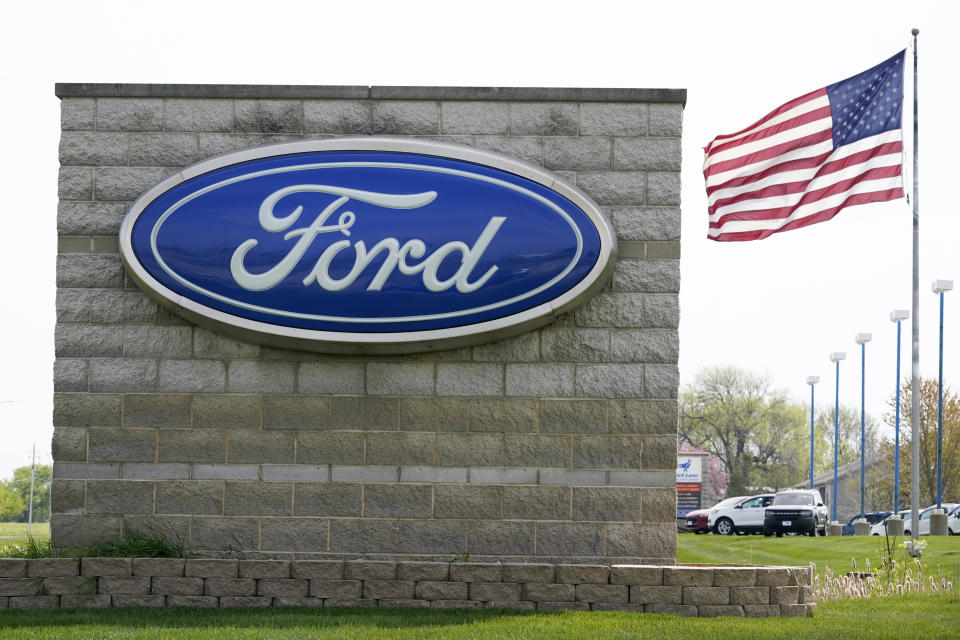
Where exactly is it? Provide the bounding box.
[55,324,122,357]
[309,580,362,598]
[611,565,663,586]
[755,568,792,587]
[467,467,535,485]
[192,327,260,359]
[363,580,415,599]
[416,580,467,600]
[235,100,302,133]
[366,432,435,466]
[52,359,86,392]
[258,578,309,598]
[58,202,126,236]
[610,330,679,365]
[644,364,679,400]
[158,430,226,463]
[59,131,129,165]
[683,586,729,605]
[0,560,27,578]
[592,602,644,612]
[330,396,398,430]
[576,583,628,603]
[82,558,132,577]
[544,137,612,171]
[364,484,432,518]
[642,487,678,523]
[228,361,295,394]
[555,565,609,585]
[61,98,95,130]
[296,432,364,465]
[781,603,816,617]
[536,523,604,556]
[166,595,218,607]
[98,576,151,594]
[466,521,535,556]
[224,482,291,516]
[127,132,200,166]
[293,482,361,516]
[85,479,154,514]
[303,100,370,133]
[610,207,681,242]
[396,562,449,582]
[769,586,799,605]
[649,104,683,136]
[436,433,502,466]
[664,568,715,587]
[473,135,543,165]
[204,578,257,597]
[431,599,482,609]
[642,435,679,470]
[441,101,509,134]
[52,428,87,462]
[711,568,757,587]
[539,399,606,434]
[729,586,770,605]
[158,360,225,393]
[471,332,540,363]
[9,596,60,610]
[262,395,329,430]
[53,463,120,480]
[644,603,698,616]
[124,394,192,428]
[449,563,501,583]
[151,577,204,596]
[156,480,223,515]
[372,101,439,135]
[510,102,577,135]
[436,363,503,396]
[537,601,590,611]
[51,479,84,514]
[470,582,521,601]
[226,430,295,464]
[433,485,501,519]
[613,259,680,294]
[399,398,470,432]
[94,167,163,201]
[190,516,259,551]
[743,604,781,617]
[576,172,644,206]
[88,359,157,393]
[344,561,396,581]
[0,579,38,597]
[331,466,399,483]
[164,99,234,132]
[505,364,574,397]
[614,138,682,170]
[112,595,166,607]
[540,468,605,487]
[366,362,434,396]
[27,559,79,578]
[291,561,343,580]
[540,328,610,363]
[61,595,111,608]
[261,518,328,552]
[503,486,569,520]
[579,103,648,136]
[575,365,646,399]
[575,293,645,328]
[573,487,642,521]
[298,362,364,394]
[220,596,272,607]
[573,436,644,469]
[503,435,569,468]
[699,605,744,617]
[647,172,681,206]
[629,585,682,604]
[59,166,93,200]
[378,598,431,608]
[262,465,327,482]
[468,398,537,433]
[501,563,554,584]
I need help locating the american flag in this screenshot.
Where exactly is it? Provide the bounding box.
[704,51,905,242]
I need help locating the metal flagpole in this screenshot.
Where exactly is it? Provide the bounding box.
[909,28,921,547]
[28,444,35,534]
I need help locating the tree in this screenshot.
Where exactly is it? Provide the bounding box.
[813,405,882,476]
[5,464,51,523]
[680,367,809,496]
[882,378,960,507]
[0,483,24,521]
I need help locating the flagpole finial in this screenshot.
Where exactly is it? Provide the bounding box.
[912,28,919,36]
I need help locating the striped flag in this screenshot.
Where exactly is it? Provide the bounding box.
[704,51,905,242]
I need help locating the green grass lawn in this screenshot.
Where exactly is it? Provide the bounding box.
[676,531,960,580]
[0,522,49,547]
[0,596,956,639]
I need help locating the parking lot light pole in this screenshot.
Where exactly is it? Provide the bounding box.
[829,352,846,523]
[890,310,909,513]
[806,376,820,489]
[855,334,871,519]
[932,280,953,509]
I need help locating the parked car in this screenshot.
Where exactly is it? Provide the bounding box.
[902,503,959,536]
[870,510,910,536]
[684,497,745,533]
[708,494,774,535]
[949,504,960,535]
[840,511,892,535]
[763,489,829,537]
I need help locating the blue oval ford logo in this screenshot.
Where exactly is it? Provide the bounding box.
[120,138,616,353]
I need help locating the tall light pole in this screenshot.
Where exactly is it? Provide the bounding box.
[829,352,846,522]
[890,309,909,513]
[932,280,953,510]
[855,334,871,518]
[806,376,820,489]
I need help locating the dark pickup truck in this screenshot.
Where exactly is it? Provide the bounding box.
[763,490,828,537]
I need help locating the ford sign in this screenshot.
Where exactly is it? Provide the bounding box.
[120,138,616,353]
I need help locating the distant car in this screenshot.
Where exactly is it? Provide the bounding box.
[870,510,910,536]
[949,505,960,535]
[763,489,828,537]
[684,497,744,533]
[903,503,959,536]
[708,494,774,535]
[840,511,892,536]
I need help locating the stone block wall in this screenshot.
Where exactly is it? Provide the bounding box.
[52,85,684,562]
[0,559,815,617]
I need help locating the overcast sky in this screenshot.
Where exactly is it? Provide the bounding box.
[1,1,956,477]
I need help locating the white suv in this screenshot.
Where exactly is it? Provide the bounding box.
[902,503,959,536]
[708,494,774,535]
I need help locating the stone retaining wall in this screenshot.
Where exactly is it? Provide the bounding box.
[0,559,815,617]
